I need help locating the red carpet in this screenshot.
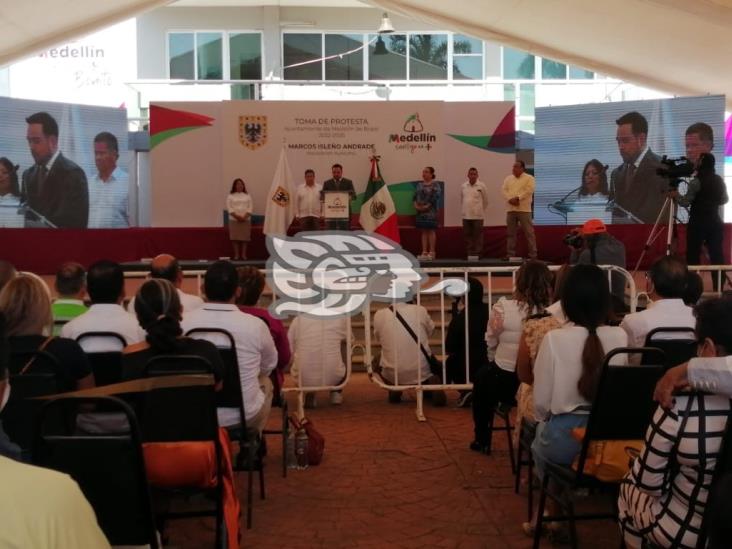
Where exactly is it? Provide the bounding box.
[2,224,729,274]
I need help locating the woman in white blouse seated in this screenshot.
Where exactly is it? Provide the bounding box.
[226,178,253,260]
[0,158,24,228]
[471,260,551,454]
[618,297,732,549]
[531,264,627,476]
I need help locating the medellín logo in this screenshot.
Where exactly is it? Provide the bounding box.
[403,113,424,133]
[389,113,437,150]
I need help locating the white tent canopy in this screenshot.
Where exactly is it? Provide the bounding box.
[1,0,731,108]
[367,0,732,109]
[0,0,169,67]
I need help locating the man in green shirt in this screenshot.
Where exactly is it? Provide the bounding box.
[52,262,88,335]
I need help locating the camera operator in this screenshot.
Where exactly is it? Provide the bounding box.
[566,218,627,311]
[668,124,728,271]
[684,152,727,268]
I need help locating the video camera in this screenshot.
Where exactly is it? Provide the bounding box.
[656,155,695,188]
[562,230,584,250]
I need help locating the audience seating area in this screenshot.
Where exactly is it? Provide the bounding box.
[1,255,732,548]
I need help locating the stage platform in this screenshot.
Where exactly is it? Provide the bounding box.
[119,257,524,273]
[3,224,730,274]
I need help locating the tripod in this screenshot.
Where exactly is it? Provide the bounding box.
[634,197,732,291]
[633,196,677,274]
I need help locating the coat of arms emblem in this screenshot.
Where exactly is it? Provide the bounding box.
[239,115,267,150]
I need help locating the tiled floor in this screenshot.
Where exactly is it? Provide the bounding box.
[166,373,622,548]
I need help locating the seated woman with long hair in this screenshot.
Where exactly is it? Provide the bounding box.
[123,278,224,387]
[470,260,554,454]
[532,264,627,470]
[527,264,627,536]
[618,297,732,549]
[514,262,563,443]
[124,278,240,547]
[0,274,93,391]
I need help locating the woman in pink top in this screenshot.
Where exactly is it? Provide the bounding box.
[236,267,291,402]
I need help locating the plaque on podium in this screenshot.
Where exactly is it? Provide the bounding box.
[323,191,349,220]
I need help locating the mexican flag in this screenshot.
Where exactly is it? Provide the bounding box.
[359,155,400,243]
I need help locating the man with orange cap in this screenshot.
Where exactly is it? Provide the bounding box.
[569,218,627,311]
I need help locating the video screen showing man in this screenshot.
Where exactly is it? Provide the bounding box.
[22,111,89,228]
[609,111,667,224]
[88,132,129,228]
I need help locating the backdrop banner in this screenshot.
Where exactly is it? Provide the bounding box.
[149,100,515,228]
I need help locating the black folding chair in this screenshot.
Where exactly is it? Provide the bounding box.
[494,402,516,473]
[5,350,61,453]
[146,354,215,376]
[515,418,538,521]
[533,347,665,549]
[75,332,128,386]
[139,358,224,547]
[697,398,732,549]
[185,327,268,529]
[32,396,159,548]
[642,327,697,371]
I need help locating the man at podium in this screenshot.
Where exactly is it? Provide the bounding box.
[321,163,355,231]
[608,111,666,224]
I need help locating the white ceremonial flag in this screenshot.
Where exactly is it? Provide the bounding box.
[263,147,296,237]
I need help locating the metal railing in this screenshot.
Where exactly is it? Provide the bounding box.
[687,265,731,296]
[118,263,640,420]
[361,264,637,420]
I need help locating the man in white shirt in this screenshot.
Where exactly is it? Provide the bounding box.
[295,168,322,232]
[620,256,695,361]
[127,254,204,315]
[461,167,489,258]
[88,132,129,228]
[182,260,277,433]
[373,301,445,405]
[501,160,537,260]
[288,316,351,407]
[61,260,143,352]
[657,356,732,408]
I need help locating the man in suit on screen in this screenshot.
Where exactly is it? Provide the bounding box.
[609,111,667,224]
[22,111,89,228]
[321,163,356,231]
